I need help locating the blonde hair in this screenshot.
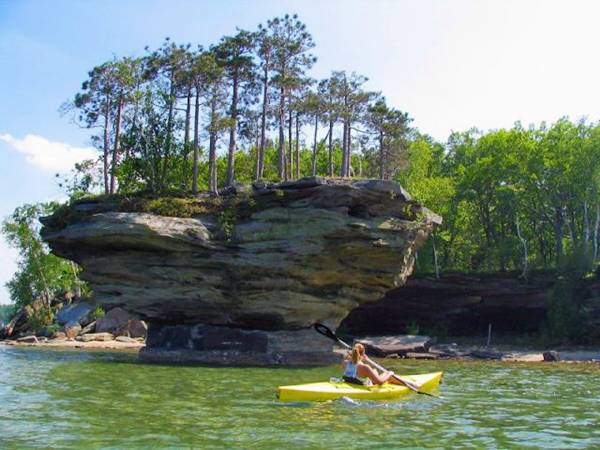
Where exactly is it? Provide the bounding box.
[351,343,365,364]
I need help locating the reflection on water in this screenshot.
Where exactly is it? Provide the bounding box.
[1,346,599,449]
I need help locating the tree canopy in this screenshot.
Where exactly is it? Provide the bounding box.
[59,14,600,278]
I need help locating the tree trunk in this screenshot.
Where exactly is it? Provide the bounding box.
[346,123,352,177]
[70,261,81,298]
[584,201,590,255]
[257,64,268,181]
[184,87,192,149]
[516,214,528,279]
[182,86,192,185]
[226,75,239,186]
[594,203,600,262]
[161,76,176,189]
[432,232,440,280]
[341,120,348,177]
[287,107,293,180]
[102,95,112,195]
[192,87,201,195]
[328,119,333,177]
[208,132,218,196]
[109,95,123,194]
[295,112,301,179]
[566,211,576,245]
[278,84,286,181]
[378,131,385,180]
[554,207,564,266]
[311,114,318,176]
[254,128,260,175]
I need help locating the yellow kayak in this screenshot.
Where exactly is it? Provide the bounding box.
[277,371,443,402]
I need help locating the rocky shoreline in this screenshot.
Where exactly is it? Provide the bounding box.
[3,334,600,363]
[1,295,148,354]
[339,334,600,363]
[0,335,144,351]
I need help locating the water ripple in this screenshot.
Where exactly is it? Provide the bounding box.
[0,347,599,449]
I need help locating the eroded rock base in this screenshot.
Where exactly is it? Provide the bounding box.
[140,323,337,366]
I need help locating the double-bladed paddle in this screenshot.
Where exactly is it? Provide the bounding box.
[314,323,441,399]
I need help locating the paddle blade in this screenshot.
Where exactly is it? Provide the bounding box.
[313,323,338,341]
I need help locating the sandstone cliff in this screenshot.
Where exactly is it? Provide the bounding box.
[41,177,440,364]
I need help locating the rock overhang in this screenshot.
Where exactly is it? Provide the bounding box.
[41,177,441,363]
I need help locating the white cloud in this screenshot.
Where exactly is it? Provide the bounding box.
[0,133,98,173]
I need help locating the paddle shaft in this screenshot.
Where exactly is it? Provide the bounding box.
[313,323,438,397]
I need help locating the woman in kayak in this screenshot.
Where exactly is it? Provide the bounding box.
[343,343,399,385]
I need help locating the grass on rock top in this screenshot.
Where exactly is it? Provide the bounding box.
[41,189,286,233]
[41,180,426,233]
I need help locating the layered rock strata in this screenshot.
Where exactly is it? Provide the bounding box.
[41,177,440,365]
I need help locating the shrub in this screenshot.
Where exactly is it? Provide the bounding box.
[42,323,61,336]
[89,305,105,321]
[543,276,583,344]
[217,208,236,241]
[25,304,54,333]
[405,320,420,335]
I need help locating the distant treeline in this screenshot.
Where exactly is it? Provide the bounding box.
[0,304,14,326]
[401,120,600,275]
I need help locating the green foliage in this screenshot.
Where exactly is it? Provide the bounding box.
[422,323,449,340]
[42,323,61,336]
[217,208,236,241]
[405,320,420,335]
[42,203,84,233]
[89,305,105,321]
[543,276,583,343]
[401,120,600,276]
[25,304,54,333]
[2,203,88,309]
[0,304,16,325]
[130,197,207,217]
[56,159,102,199]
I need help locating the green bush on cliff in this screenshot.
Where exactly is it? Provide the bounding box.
[217,208,236,241]
[120,196,218,218]
[2,203,87,309]
[42,203,84,232]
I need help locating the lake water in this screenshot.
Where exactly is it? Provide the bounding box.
[1,346,599,449]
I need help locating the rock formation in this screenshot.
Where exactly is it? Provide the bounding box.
[341,273,555,336]
[41,177,440,365]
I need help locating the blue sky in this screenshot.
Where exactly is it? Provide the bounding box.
[2,0,600,304]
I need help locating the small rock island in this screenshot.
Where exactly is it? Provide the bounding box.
[41,177,441,365]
